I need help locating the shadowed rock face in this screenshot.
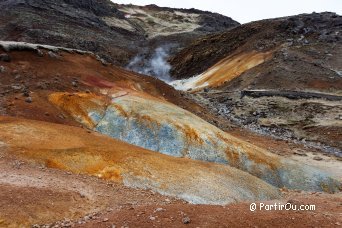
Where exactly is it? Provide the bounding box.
[0,116,280,205]
[49,90,341,193]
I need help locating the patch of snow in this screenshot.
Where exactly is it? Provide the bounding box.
[169,73,207,91]
[0,41,92,54]
[169,64,224,91]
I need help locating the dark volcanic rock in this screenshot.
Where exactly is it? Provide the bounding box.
[170,12,342,79]
[0,53,11,62]
[63,0,124,17]
[0,0,239,66]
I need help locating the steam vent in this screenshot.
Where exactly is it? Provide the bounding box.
[0,0,341,226]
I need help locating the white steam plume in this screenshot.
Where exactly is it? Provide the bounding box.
[126,46,172,82]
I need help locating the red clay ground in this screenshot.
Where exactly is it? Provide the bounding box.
[75,192,342,228]
[4,150,340,228]
[0,155,184,227]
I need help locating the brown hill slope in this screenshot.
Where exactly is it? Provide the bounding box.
[170,12,341,81]
[169,12,342,154]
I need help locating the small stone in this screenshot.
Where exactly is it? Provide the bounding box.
[149,216,156,221]
[48,51,58,58]
[58,114,65,119]
[0,66,5,73]
[182,216,191,224]
[72,81,78,87]
[37,49,44,57]
[154,208,164,213]
[294,151,307,156]
[23,91,30,97]
[11,85,22,90]
[313,156,323,161]
[103,218,109,222]
[0,53,11,62]
[25,97,32,103]
[37,82,48,90]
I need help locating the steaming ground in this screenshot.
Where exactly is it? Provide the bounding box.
[126,46,173,82]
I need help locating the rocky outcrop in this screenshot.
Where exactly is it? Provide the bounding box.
[116,3,239,38]
[241,90,342,101]
[49,90,340,193]
[0,40,93,54]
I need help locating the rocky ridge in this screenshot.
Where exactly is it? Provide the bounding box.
[0,0,239,66]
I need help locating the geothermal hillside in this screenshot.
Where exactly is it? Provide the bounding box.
[0,1,341,227]
[171,12,342,155]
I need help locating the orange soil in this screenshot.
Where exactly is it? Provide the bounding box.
[0,116,280,203]
[195,50,273,89]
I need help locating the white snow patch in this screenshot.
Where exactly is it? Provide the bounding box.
[0,41,93,54]
[170,73,208,91]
